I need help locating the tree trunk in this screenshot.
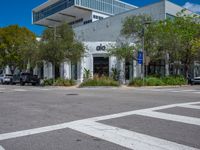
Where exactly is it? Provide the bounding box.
[184,64,189,78]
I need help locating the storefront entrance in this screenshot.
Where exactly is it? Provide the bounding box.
[93,57,109,76]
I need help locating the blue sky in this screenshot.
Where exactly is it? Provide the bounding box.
[0,0,199,36]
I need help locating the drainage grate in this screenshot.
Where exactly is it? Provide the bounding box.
[66,93,79,96]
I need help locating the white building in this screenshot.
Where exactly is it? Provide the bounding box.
[32,0,197,82]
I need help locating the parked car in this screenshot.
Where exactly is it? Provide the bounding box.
[12,74,21,84]
[190,77,200,85]
[0,74,13,84]
[0,74,4,84]
[17,73,40,86]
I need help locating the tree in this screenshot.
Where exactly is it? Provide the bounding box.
[39,23,85,78]
[0,25,37,73]
[145,10,200,77]
[107,42,135,61]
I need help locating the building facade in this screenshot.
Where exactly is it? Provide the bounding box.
[33,0,199,82]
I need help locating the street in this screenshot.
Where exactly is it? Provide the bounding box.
[0,85,200,150]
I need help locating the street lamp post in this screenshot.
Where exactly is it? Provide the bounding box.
[142,21,151,86]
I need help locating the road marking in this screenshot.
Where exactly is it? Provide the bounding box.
[136,110,200,126]
[30,88,50,91]
[68,120,198,150]
[13,89,28,92]
[0,121,74,141]
[135,88,200,94]
[0,101,200,142]
[180,104,200,110]
[0,146,5,150]
[90,101,200,121]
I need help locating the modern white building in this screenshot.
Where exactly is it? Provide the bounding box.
[32,0,198,82]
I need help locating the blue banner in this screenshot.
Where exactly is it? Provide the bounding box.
[138,51,143,64]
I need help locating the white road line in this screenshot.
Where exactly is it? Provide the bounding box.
[135,88,200,94]
[0,101,200,141]
[180,105,200,110]
[0,121,74,141]
[136,110,200,126]
[13,89,28,92]
[30,88,50,91]
[90,101,200,121]
[68,121,198,150]
[0,146,5,150]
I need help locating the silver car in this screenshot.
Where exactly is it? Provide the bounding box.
[0,74,13,84]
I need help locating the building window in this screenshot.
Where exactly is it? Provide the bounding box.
[93,15,104,20]
[83,19,92,24]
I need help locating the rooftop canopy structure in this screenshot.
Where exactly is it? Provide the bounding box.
[32,0,137,27]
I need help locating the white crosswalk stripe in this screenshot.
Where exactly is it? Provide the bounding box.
[135,110,200,126]
[0,101,199,150]
[68,120,199,150]
[180,104,200,110]
[0,146,5,150]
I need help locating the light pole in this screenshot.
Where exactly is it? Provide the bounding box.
[142,21,151,85]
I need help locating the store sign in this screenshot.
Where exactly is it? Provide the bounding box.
[96,44,106,51]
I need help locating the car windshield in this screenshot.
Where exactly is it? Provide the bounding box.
[5,74,13,77]
[21,73,30,75]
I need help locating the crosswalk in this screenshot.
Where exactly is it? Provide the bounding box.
[69,101,200,150]
[0,101,199,150]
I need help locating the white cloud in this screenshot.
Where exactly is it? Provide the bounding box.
[183,2,200,13]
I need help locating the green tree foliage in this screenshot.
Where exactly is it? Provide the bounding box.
[107,43,135,61]
[108,15,152,61]
[119,10,200,77]
[0,25,37,73]
[39,23,85,67]
[145,10,200,76]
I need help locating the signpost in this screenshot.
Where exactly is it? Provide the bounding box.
[138,51,143,65]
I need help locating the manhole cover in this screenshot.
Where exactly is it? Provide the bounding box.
[66,93,79,96]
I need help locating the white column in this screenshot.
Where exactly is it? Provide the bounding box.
[109,56,117,77]
[63,60,71,79]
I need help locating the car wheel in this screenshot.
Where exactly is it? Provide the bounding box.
[32,83,36,86]
[20,82,25,86]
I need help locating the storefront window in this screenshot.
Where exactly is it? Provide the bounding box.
[93,57,109,77]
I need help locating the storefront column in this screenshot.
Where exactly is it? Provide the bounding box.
[43,61,54,79]
[118,59,125,84]
[63,60,71,79]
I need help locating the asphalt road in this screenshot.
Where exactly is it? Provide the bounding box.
[0,85,200,150]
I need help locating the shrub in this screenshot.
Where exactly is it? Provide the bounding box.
[161,76,187,85]
[83,68,91,81]
[53,78,75,86]
[42,78,75,86]
[145,77,165,86]
[111,68,120,81]
[43,78,54,86]
[129,76,187,86]
[129,78,143,87]
[80,76,119,87]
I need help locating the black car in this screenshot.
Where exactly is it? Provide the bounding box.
[13,73,40,86]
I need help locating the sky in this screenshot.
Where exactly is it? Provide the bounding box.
[0,0,200,36]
